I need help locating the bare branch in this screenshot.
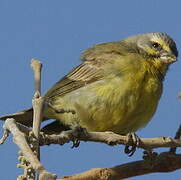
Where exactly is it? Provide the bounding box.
[1,118,56,179]
[31,59,45,180]
[2,122,181,151]
[58,153,181,180]
[40,131,181,150]
[0,127,9,144]
[31,58,42,97]
[31,59,44,142]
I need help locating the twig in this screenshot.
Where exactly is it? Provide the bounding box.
[170,124,181,153]
[31,59,44,142]
[58,152,181,180]
[1,118,56,180]
[31,59,44,179]
[31,58,42,97]
[0,127,9,144]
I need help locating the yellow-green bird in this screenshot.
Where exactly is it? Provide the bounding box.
[0,32,178,136]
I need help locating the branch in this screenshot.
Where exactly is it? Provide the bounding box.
[58,152,181,180]
[31,59,45,179]
[31,58,44,147]
[31,58,42,96]
[1,118,56,180]
[2,122,181,150]
[40,131,181,150]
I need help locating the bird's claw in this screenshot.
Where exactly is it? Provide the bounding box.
[71,139,80,148]
[124,133,140,156]
[70,125,88,148]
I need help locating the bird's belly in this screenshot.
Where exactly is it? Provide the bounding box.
[44,78,162,134]
[77,90,160,134]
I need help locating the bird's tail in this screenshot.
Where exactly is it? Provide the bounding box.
[0,108,34,127]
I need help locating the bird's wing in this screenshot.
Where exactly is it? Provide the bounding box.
[44,62,104,99]
[45,41,127,100]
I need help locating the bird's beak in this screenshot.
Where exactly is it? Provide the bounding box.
[160,52,177,64]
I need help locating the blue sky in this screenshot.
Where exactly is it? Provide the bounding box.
[0,0,180,179]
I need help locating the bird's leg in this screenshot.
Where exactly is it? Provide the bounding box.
[69,125,89,148]
[47,102,76,115]
[124,132,140,156]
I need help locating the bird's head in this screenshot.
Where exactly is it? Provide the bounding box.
[124,32,178,65]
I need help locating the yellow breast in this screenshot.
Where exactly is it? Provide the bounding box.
[81,69,162,134]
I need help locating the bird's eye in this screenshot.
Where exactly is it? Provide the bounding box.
[152,42,162,50]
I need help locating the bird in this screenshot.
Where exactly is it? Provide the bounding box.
[0,32,178,137]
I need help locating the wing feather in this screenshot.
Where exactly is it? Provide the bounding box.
[44,62,103,99]
[44,41,126,100]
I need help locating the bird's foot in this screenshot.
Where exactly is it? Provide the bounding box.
[124,132,140,156]
[71,139,80,148]
[70,125,88,148]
